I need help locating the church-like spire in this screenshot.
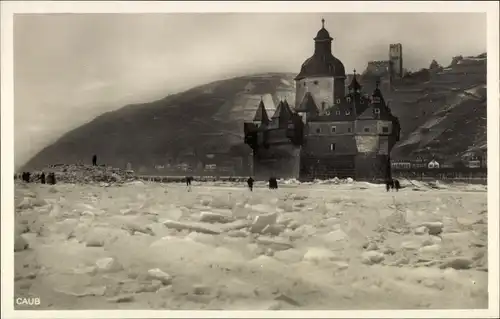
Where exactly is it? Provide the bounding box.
[314,18,333,55]
[294,18,345,80]
[253,99,269,123]
[348,69,362,92]
[371,79,386,105]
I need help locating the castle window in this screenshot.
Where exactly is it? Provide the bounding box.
[345,110,351,115]
[374,108,380,114]
[364,127,370,133]
[304,83,306,87]
[336,99,341,104]
[316,128,321,134]
[360,99,364,104]
[314,81,319,85]
[330,143,336,151]
[347,127,352,133]
[335,110,340,115]
[382,126,389,133]
[331,126,336,133]
[346,97,351,103]
[325,111,331,115]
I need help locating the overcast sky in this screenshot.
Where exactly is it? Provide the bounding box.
[14,12,486,168]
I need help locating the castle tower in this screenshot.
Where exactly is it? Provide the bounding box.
[294,19,346,120]
[347,69,363,117]
[348,69,362,93]
[389,43,403,79]
[271,100,293,128]
[253,98,270,125]
[355,80,395,181]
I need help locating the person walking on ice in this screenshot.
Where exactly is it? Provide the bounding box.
[247,176,254,191]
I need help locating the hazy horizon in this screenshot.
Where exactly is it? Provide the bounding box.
[14,12,486,169]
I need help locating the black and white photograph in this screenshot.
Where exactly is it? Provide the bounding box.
[1,1,499,318]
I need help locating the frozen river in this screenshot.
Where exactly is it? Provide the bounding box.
[14,180,488,310]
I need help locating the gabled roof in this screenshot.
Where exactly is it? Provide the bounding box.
[357,105,377,120]
[357,102,392,120]
[295,92,319,113]
[345,91,370,116]
[253,100,270,123]
[357,82,393,121]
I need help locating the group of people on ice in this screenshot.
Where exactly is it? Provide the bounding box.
[19,171,56,185]
[385,179,401,192]
[184,175,277,191]
[184,175,402,192]
[245,176,278,191]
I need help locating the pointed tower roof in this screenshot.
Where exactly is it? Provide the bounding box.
[253,99,269,123]
[295,92,319,113]
[348,69,362,92]
[371,79,386,104]
[282,99,293,114]
[357,80,391,120]
[272,100,291,119]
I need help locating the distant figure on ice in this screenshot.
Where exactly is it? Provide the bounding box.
[185,176,194,192]
[247,177,254,191]
[268,177,278,190]
[92,154,97,166]
[394,179,401,192]
[185,176,193,187]
[40,172,46,184]
[47,172,56,185]
[22,172,31,183]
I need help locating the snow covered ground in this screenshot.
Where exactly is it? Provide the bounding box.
[14,180,488,310]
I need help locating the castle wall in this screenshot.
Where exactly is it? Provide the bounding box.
[299,154,356,180]
[266,128,291,144]
[355,153,391,181]
[307,121,354,135]
[355,120,393,135]
[379,121,394,135]
[253,144,300,180]
[295,77,334,114]
[355,135,379,153]
[378,136,390,155]
[303,135,358,156]
[366,61,390,74]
